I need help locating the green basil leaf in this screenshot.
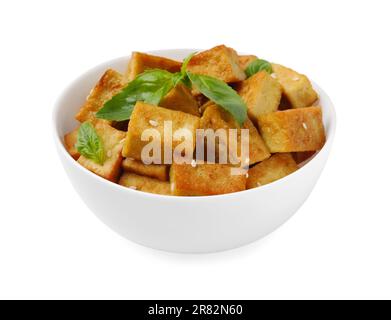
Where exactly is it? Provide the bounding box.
[146,74,176,106]
[181,52,196,74]
[180,74,192,88]
[176,52,196,88]
[96,69,176,121]
[172,72,186,88]
[75,122,105,165]
[187,72,248,126]
[245,59,273,77]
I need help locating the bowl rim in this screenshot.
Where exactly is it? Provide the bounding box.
[53,49,336,202]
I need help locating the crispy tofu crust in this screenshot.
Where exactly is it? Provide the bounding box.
[238,55,257,71]
[170,163,246,196]
[119,172,171,195]
[64,127,80,160]
[200,104,270,165]
[160,83,200,116]
[243,118,271,165]
[125,52,182,81]
[258,106,326,152]
[272,63,318,109]
[247,153,298,188]
[75,69,125,123]
[122,158,169,181]
[122,102,200,161]
[77,121,126,182]
[187,45,246,83]
[237,71,282,123]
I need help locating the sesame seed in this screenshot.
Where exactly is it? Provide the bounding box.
[149,120,158,127]
[198,107,202,114]
[129,186,137,190]
[191,159,197,167]
[271,73,277,79]
[106,150,112,157]
[245,173,249,178]
[302,122,308,130]
[292,76,300,81]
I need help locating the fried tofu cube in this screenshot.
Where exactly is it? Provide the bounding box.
[122,102,200,162]
[75,69,125,123]
[247,153,298,188]
[122,158,169,181]
[119,172,171,195]
[78,121,126,182]
[238,55,257,71]
[243,118,271,165]
[187,45,246,83]
[64,127,80,160]
[237,71,282,123]
[170,163,246,196]
[125,52,182,81]
[258,106,326,152]
[159,83,200,116]
[200,104,270,165]
[272,64,318,109]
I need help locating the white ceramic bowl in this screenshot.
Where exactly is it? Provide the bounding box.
[53,49,336,253]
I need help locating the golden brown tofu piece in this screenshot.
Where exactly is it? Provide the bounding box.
[258,106,326,152]
[187,45,246,83]
[125,52,182,81]
[159,83,200,116]
[247,153,298,188]
[78,121,126,182]
[64,127,80,160]
[75,69,125,123]
[119,172,171,195]
[237,71,282,123]
[122,102,200,162]
[238,55,257,71]
[122,158,169,181]
[272,63,318,109]
[170,163,246,196]
[200,104,270,165]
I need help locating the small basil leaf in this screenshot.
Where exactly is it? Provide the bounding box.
[180,75,192,89]
[178,52,197,88]
[245,59,273,77]
[96,69,176,121]
[181,52,196,74]
[146,76,176,106]
[75,122,105,165]
[187,72,247,126]
[172,72,185,88]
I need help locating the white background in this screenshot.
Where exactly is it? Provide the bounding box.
[0,0,390,300]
